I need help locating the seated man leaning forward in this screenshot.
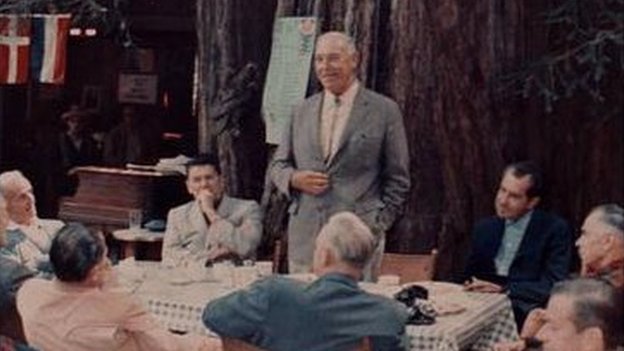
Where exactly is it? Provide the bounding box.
[495,203,624,351]
[17,223,220,351]
[203,212,409,351]
[162,154,262,266]
[0,170,63,272]
[463,161,572,328]
[534,278,622,351]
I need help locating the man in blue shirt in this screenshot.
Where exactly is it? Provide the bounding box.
[464,161,572,329]
[203,212,408,351]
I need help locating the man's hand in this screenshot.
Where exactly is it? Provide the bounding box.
[521,308,546,338]
[200,336,222,351]
[464,277,504,293]
[197,189,215,210]
[206,245,233,261]
[493,340,527,351]
[290,170,329,195]
[197,189,220,222]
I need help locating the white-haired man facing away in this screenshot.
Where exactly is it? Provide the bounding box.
[203,212,408,351]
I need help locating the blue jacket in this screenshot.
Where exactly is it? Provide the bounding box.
[203,273,408,351]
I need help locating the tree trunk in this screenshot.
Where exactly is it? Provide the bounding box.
[195,0,624,278]
[196,0,276,199]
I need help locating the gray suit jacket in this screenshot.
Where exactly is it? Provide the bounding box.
[161,196,263,265]
[203,273,408,351]
[270,87,410,267]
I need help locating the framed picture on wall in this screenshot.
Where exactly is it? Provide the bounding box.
[118,73,158,105]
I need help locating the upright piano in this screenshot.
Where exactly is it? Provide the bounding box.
[58,166,189,259]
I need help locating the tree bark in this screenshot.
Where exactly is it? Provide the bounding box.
[196,0,276,199]
[196,0,624,278]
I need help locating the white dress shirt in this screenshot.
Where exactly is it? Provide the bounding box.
[320,80,360,161]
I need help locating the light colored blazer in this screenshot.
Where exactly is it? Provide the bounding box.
[17,278,209,351]
[270,87,410,267]
[161,195,263,265]
[2,219,64,272]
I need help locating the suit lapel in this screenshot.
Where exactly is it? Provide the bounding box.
[327,87,369,167]
[511,210,542,264]
[305,93,324,163]
[189,201,209,247]
[491,219,506,258]
[216,195,233,218]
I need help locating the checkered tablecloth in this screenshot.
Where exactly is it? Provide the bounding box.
[118,263,519,350]
[407,293,518,351]
[144,298,208,335]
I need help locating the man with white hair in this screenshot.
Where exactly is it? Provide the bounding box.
[270,31,410,279]
[495,204,624,351]
[576,204,624,287]
[0,170,63,272]
[203,212,408,351]
[0,193,35,342]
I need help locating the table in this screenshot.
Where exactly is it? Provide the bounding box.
[406,291,518,350]
[117,262,518,351]
[112,228,164,260]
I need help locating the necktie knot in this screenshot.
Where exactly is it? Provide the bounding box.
[333,96,341,108]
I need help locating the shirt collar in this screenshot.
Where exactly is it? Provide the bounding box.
[318,272,359,287]
[323,79,360,107]
[505,210,533,228]
[6,218,40,231]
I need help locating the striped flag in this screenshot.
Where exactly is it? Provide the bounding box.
[30,14,71,84]
[0,15,31,84]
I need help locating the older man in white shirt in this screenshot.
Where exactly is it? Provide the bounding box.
[0,170,63,272]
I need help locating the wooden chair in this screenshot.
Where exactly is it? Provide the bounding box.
[272,239,282,274]
[379,249,438,284]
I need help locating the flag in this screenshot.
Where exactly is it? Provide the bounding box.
[0,15,31,84]
[30,14,71,84]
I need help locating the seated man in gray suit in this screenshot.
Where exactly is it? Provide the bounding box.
[161,154,262,266]
[203,212,409,351]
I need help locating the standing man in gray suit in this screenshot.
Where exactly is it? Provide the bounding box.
[270,31,410,277]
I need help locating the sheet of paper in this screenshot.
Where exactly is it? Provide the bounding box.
[262,17,317,144]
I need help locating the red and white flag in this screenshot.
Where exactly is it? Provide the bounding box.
[30,14,71,84]
[0,15,31,84]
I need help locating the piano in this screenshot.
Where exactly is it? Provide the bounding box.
[58,166,189,258]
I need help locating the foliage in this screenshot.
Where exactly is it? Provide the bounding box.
[0,0,133,46]
[0,0,106,20]
[501,0,623,113]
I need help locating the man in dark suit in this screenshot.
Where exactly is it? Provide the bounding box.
[464,161,572,329]
[203,212,408,351]
[270,32,410,278]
